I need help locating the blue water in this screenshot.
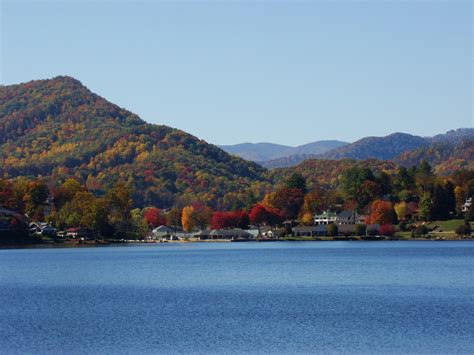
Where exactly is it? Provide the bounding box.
[1,241,473,354]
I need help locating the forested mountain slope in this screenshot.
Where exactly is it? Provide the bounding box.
[396,139,474,175]
[0,76,270,209]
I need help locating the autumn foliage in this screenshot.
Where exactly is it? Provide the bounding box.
[144,207,167,228]
[380,224,396,236]
[211,211,250,229]
[367,200,396,225]
[249,204,283,226]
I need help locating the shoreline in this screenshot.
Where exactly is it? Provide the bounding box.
[1,236,473,250]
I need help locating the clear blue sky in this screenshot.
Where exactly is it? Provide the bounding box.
[1,0,472,146]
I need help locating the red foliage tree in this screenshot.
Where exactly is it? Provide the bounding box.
[144,207,167,228]
[263,188,304,220]
[249,204,284,226]
[211,210,250,229]
[367,200,396,225]
[380,224,396,236]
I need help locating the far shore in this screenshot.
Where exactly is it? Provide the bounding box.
[1,235,473,250]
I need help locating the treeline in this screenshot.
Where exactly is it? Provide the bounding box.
[0,178,139,238]
[1,161,473,239]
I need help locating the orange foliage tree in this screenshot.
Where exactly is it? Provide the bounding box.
[367,200,396,225]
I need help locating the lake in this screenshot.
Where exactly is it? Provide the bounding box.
[1,241,473,354]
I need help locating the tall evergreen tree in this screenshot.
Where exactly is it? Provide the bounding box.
[444,181,456,218]
[431,183,448,220]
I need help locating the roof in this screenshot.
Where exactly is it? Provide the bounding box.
[293,225,327,232]
[152,225,180,234]
[337,211,355,218]
[314,211,337,218]
[196,229,213,236]
[210,229,253,237]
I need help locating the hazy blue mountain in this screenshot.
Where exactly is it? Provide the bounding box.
[257,154,317,169]
[320,133,429,160]
[430,128,474,144]
[219,140,348,162]
[256,129,474,168]
[218,142,293,161]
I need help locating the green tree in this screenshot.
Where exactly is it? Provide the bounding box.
[430,183,448,220]
[415,160,435,193]
[105,182,134,237]
[340,167,378,211]
[444,181,456,218]
[23,180,49,219]
[419,193,432,221]
[131,208,149,239]
[284,172,307,193]
[394,167,415,192]
[54,178,82,208]
[167,208,182,228]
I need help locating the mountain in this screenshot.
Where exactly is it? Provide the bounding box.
[219,140,348,162]
[259,154,319,169]
[291,140,350,156]
[255,129,474,168]
[431,128,474,144]
[396,139,474,175]
[0,76,269,209]
[319,133,429,161]
[218,142,293,162]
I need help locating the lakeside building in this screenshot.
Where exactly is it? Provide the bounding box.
[293,224,380,237]
[462,197,472,213]
[293,225,328,237]
[314,210,361,225]
[29,222,57,236]
[152,225,182,238]
[259,226,286,238]
[197,229,253,240]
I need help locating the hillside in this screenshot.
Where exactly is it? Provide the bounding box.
[319,133,428,160]
[431,128,474,144]
[0,76,269,209]
[259,154,319,169]
[219,140,348,161]
[269,159,398,190]
[396,139,474,175]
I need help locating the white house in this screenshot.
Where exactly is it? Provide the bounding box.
[314,211,360,225]
[314,211,338,225]
[462,197,472,213]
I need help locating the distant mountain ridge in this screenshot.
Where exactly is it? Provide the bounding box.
[219,140,348,162]
[320,132,429,160]
[235,129,474,168]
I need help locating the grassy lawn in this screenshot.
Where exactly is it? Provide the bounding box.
[426,219,468,232]
[395,219,473,239]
